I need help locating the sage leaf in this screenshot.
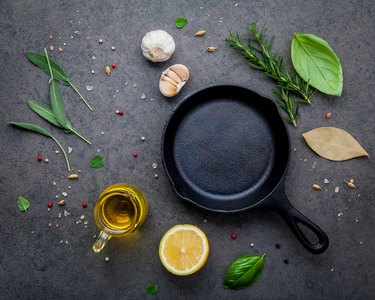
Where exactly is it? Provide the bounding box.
[27,52,93,110]
[28,100,64,129]
[27,52,70,84]
[50,79,69,128]
[17,196,30,212]
[8,122,71,171]
[223,253,266,289]
[146,284,158,294]
[89,155,105,168]
[302,127,369,161]
[176,17,188,29]
[291,33,343,96]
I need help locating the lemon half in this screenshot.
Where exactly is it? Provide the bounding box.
[159,224,209,276]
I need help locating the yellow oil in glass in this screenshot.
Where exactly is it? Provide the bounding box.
[94,183,148,237]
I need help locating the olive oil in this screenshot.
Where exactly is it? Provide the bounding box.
[93,183,148,253]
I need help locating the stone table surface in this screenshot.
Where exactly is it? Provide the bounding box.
[1,0,374,299]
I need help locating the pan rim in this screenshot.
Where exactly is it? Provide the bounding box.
[161,84,291,213]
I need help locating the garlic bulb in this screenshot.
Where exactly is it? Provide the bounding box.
[141,30,175,62]
[159,64,189,97]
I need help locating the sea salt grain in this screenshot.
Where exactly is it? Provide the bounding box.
[68,147,73,153]
[152,163,157,169]
[141,93,146,99]
[324,178,329,184]
[335,187,340,193]
[62,192,68,197]
[86,85,93,91]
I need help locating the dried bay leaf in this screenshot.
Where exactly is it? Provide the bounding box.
[302,127,369,161]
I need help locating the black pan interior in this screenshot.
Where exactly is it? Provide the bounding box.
[162,85,290,212]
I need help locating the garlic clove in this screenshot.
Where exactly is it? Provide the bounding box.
[159,80,178,97]
[170,64,189,81]
[166,69,182,84]
[159,64,189,97]
[141,30,175,62]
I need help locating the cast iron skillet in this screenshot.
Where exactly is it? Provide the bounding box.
[161,85,329,254]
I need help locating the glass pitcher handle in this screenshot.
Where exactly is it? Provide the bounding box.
[93,231,112,253]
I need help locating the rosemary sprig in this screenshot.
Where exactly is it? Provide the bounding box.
[226,23,316,126]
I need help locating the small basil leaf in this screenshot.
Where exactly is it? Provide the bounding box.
[17,196,30,212]
[223,253,266,289]
[89,156,105,168]
[176,17,188,29]
[291,33,343,96]
[8,122,53,138]
[146,284,158,294]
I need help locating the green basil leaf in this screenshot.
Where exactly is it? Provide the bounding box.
[291,33,343,96]
[17,196,30,212]
[223,253,266,289]
[8,122,53,138]
[176,17,188,29]
[146,284,158,294]
[26,52,70,84]
[28,100,64,128]
[89,156,105,168]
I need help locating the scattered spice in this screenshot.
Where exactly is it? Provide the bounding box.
[111,63,116,68]
[44,158,49,163]
[335,186,340,193]
[49,45,54,51]
[58,200,66,206]
[195,30,206,37]
[47,201,53,208]
[250,243,254,247]
[275,243,281,249]
[91,70,95,74]
[58,47,63,52]
[68,174,79,180]
[48,222,52,228]
[140,136,146,141]
[326,112,332,119]
[312,184,322,190]
[49,34,53,40]
[133,152,138,158]
[98,38,103,44]
[207,46,217,52]
[111,46,116,51]
[38,155,43,161]
[105,66,111,75]
[231,233,237,239]
[82,202,87,208]
[116,109,124,115]
[324,178,329,184]
[154,174,158,178]
[105,257,110,262]
[86,85,93,91]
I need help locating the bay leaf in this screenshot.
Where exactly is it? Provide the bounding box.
[302,127,369,161]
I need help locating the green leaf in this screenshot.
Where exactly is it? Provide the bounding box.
[223,253,266,289]
[26,52,70,84]
[89,155,105,168]
[17,196,30,212]
[8,122,53,138]
[50,79,70,128]
[175,17,188,29]
[28,100,64,128]
[146,284,158,294]
[8,122,71,171]
[291,33,343,96]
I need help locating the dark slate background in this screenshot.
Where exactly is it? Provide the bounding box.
[1,0,374,299]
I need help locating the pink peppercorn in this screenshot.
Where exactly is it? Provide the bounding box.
[231,233,237,239]
[133,152,138,158]
[38,155,43,161]
[116,109,124,116]
[111,63,116,68]
[82,202,87,208]
[47,201,53,208]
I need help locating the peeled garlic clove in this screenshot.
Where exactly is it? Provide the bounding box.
[141,30,175,62]
[159,64,189,97]
[169,64,189,81]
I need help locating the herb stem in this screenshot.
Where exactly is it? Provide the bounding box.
[51,136,71,171]
[69,82,93,111]
[44,48,54,81]
[70,129,92,145]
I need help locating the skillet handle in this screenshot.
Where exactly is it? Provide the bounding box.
[270,190,329,254]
